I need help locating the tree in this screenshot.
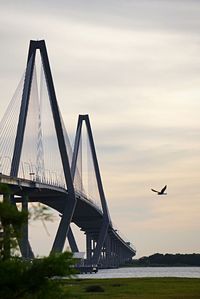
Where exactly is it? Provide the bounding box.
[0,183,76,299]
[0,184,27,260]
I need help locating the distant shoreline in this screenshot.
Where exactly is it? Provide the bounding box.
[122,264,200,267]
[123,253,200,267]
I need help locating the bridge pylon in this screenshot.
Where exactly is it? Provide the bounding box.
[9,40,77,257]
[72,114,111,266]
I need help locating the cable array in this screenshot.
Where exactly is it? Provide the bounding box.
[0,49,102,210]
[0,72,25,175]
[73,123,102,211]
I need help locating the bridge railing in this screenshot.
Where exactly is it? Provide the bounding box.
[111,222,136,252]
[0,155,66,188]
[0,155,102,210]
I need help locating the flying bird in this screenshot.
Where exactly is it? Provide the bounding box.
[151,185,167,195]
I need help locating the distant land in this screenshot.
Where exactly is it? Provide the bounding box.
[125,253,200,267]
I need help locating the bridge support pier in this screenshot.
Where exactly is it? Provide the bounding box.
[19,195,34,259]
[85,231,98,265]
[2,194,11,260]
[21,195,29,258]
[100,235,112,268]
[84,230,134,268]
[86,233,92,261]
[112,239,118,267]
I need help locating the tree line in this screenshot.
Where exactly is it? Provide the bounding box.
[127,253,200,267]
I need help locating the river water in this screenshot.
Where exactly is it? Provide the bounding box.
[77,267,200,279]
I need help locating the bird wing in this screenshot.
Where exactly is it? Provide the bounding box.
[161,185,167,193]
[151,189,158,193]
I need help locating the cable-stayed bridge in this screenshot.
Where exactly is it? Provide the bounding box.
[0,40,136,268]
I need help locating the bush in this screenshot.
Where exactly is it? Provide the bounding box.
[85,285,105,293]
[0,252,76,299]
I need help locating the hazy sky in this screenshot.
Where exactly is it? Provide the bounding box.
[1,0,200,258]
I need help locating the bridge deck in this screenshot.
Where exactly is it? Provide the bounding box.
[0,174,136,255]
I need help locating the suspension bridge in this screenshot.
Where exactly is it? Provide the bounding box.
[0,40,136,268]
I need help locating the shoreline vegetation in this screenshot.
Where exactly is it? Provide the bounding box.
[61,277,200,299]
[123,253,200,267]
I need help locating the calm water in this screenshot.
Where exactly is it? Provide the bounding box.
[77,267,200,279]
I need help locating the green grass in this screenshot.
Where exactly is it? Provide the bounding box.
[60,277,200,299]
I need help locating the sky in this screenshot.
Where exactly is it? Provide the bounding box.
[0,0,200,258]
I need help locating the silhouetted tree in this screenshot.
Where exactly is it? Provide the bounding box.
[0,183,76,299]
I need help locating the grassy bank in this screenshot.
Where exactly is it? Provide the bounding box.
[61,277,200,299]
